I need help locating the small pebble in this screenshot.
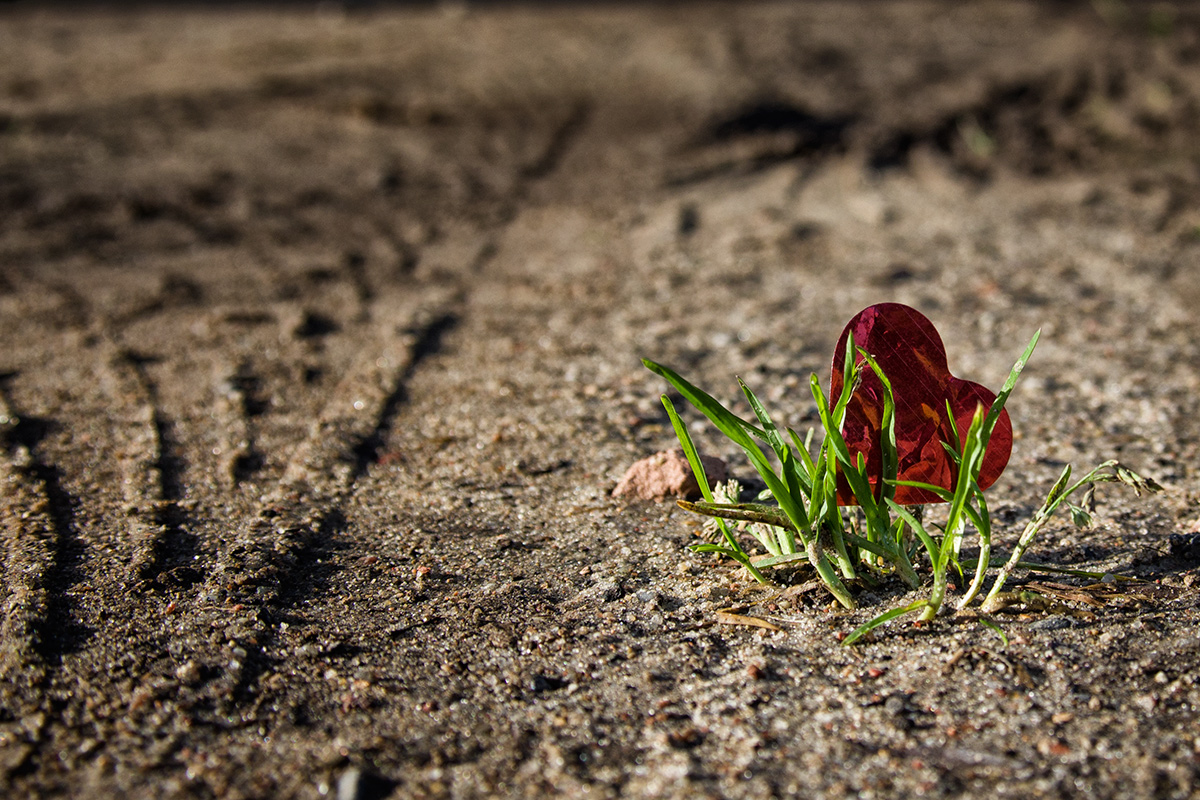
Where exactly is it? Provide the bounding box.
[611,449,727,501]
[336,767,396,800]
[175,661,202,685]
[1029,616,1071,632]
[595,581,623,602]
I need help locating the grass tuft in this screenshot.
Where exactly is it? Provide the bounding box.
[644,323,1163,643]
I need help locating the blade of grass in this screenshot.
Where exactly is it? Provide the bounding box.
[921,406,986,619]
[944,398,962,455]
[677,500,792,530]
[749,552,812,568]
[811,376,880,520]
[812,378,875,577]
[891,479,953,502]
[645,360,812,540]
[788,428,817,493]
[739,378,802,554]
[980,463,1074,610]
[841,528,910,562]
[981,460,1161,611]
[886,499,939,565]
[982,329,1041,444]
[977,616,1009,647]
[650,363,856,606]
[645,360,771,458]
[842,598,929,646]
[661,394,772,579]
[960,558,1139,581]
[856,350,898,505]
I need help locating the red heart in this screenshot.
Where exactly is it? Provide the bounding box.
[830,303,1012,506]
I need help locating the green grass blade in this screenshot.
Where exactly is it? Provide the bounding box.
[647,360,812,544]
[691,543,736,555]
[739,377,786,454]
[982,329,1040,443]
[661,395,774,575]
[788,427,817,492]
[811,375,879,517]
[834,330,859,422]
[840,528,902,561]
[886,498,939,564]
[938,406,986,571]
[751,551,814,569]
[645,360,764,454]
[957,496,992,609]
[856,350,898,503]
[944,398,963,455]
[977,616,1009,647]
[842,599,929,646]
[739,378,804,552]
[890,479,954,503]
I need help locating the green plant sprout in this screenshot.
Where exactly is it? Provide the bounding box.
[644,303,1162,643]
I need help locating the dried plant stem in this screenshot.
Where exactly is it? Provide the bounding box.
[956,496,992,609]
[979,460,1161,612]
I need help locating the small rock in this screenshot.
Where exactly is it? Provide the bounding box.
[612,449,727,501]
[1036,737,1071,757]
[337,766,397,800]
[1167,532,1200,562]
[0,741,31,774]
[530,674,568,694]
[579,580,623,603]
[1029,616,1071,632]
[175,660,202,685]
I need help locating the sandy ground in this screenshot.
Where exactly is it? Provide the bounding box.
[1,2,1200,798]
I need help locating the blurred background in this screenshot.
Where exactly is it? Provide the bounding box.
[2,2,1199,798]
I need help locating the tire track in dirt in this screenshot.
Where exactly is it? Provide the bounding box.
[0,20,596,779]
[96,346,198,586]
[0,386,88,694]
[211,361,266,489]
[193,288,462,670]
[519,100,592,183]
[18,276,200,589]
[0,390,55,691]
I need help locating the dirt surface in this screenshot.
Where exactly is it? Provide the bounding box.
[2,2,1200,797]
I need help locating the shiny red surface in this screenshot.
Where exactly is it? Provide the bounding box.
[830,303,1012,506]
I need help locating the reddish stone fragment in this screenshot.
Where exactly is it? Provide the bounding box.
[612,449,728,501]
[830,303,1012,505]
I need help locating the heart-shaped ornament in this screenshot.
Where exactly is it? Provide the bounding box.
[830,303,1012,505]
